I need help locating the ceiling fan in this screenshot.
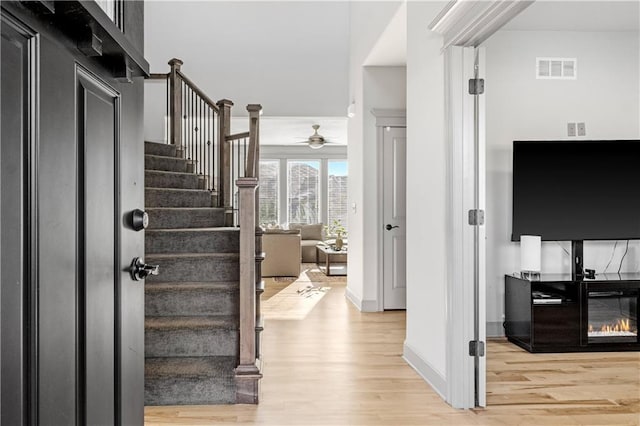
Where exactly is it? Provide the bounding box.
[296,124,338,149]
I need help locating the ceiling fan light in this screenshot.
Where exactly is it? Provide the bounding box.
[308,141,324,149]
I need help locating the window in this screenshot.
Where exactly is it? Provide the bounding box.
[288,160,320,224]
[328,160,348,230]
[259,161,279,225]
[259,157,348,230]
[96,0,121,27]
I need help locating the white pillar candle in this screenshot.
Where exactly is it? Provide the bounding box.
[521,235,541,272]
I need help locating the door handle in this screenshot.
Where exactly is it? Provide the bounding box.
[385,224,399,231]
[130,257,159,281]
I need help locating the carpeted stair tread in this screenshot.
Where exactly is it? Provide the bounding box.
[145,253,239,283]
[145,154,189,173]
[145,141,178,158]
[144,356,236,405]
[145,187,213,208]
[145,315,237,331]
[145,170,203,190]
[145,281,239,292]
[145,282,239,316]
[147,252,239,259]
[146,227,239,254]
[147,227,238,232]
[146,207,225,229]
[145,356,236,380]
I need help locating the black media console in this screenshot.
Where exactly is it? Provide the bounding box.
[505,273,640,352]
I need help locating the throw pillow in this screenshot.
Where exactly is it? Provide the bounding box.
[300,223,323,241]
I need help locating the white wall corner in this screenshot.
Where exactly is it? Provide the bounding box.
[345,287,363,311]
[403,342,447,400]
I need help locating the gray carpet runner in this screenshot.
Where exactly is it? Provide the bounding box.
[144,141,239,405]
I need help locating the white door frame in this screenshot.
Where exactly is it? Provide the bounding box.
[432,0,533,410]
[445,46,487,409]
[372,109,406,312]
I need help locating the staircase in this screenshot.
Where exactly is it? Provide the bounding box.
[143,141,241,405]
[143,58,263,406]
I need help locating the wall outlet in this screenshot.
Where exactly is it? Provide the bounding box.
[567,122,577,137]
[577,122,586,136]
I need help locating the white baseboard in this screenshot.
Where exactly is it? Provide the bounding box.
[403,342,447,400]
[345,287,362,310]
[344,287,378,312]
[486,321,505,338]
[360,299,378,312]
[345,287,378,312]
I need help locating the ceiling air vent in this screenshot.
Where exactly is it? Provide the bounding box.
[536,57,577,80]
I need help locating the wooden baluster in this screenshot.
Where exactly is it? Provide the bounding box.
[168,58,183,157]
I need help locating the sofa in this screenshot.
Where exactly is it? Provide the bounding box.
[288,223,325,263]
[261,229,301,277]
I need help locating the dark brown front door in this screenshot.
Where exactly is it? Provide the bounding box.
[1,4,145,424]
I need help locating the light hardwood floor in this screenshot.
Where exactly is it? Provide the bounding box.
[145,269,640,425]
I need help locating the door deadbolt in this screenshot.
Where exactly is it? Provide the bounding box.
[130,257,159,281]
[131,209,149,231]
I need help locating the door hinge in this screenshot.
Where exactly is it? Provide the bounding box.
[468,78,485,95]
[468,209,485,226]
[469,340,485,357]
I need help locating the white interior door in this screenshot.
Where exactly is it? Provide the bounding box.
[382,126,407,310]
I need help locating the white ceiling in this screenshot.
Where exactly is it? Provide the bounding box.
[145,1,350,147]
[231,116,348,146]
[502,1,640,32]
[145,1,350,117]
[364,2,407,66]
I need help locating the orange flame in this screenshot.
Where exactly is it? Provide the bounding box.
[589,318,636,334]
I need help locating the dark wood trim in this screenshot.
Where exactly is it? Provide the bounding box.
[1,10,41,424]
[25,20,40,426]
[75,63,123,425]
[112,80,122,426]
[76,71,87,426]
[19,0,54,14]
[9,0,149,77]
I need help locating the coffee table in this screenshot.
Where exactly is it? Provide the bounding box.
[315,244,348,276]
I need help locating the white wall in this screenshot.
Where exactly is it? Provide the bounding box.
[144,1,350,142]
[484,30,640,335]
[404,0,449,397]
[361,66,406,307]
[346,1,403,310]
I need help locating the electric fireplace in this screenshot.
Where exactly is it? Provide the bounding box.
[586,285,638,345]
[505,273,640,352]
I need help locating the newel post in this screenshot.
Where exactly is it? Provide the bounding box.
[168,58,183,154]
[235,177,261,403]
[216,99,233,217]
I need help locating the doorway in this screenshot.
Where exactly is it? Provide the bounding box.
[373,110,407,311]
[382,126,407,310]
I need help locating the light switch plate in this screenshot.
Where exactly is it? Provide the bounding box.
[567,122,576,137]
[577,122,586,136]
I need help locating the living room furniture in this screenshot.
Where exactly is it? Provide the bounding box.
[289,223,325,263]
[261,229,301,277]
[505,273,640,353]
[316,244,348,276]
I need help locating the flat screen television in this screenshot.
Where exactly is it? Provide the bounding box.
[511,140,640,242]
